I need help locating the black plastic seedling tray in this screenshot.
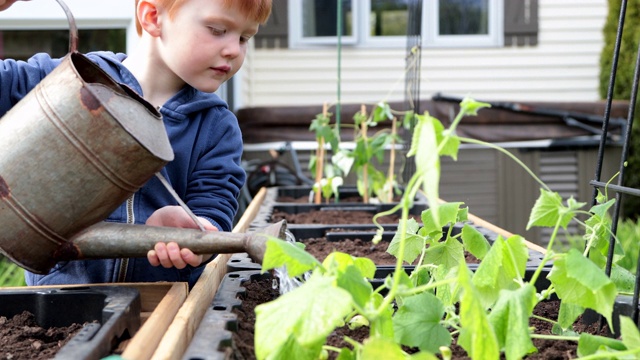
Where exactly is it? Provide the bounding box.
[0,285,141,360]
[250,185,428,229]
[231,222,548,271]
[183,270,270,360]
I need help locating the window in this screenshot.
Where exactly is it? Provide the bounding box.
[0,29,126,60]
[424,0,503,47]
[289,0,503,48]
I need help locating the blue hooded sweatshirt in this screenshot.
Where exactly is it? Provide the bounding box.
[0,51,246,288]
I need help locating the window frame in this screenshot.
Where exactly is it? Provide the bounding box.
[289,0,504,49]
[0,0,137,53]
[423,0,504,48]
[289,0,360,47]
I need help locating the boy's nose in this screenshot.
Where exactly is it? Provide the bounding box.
[221,38,241,58]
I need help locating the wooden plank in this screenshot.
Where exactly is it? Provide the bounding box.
[149,187,268,360]
[121,282,189,360]
[467,209,548,255]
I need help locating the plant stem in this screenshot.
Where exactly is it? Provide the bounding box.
[529,334,579,341]
[458,137,551,192]
[373,203,410,317]
[402,277,458,296]
[531,314,558,325]
[530,216,562,287]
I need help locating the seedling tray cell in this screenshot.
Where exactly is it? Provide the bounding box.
[0,285,141,360]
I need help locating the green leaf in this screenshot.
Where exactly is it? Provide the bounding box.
[255,273,353,360]
[488,285,537,360]
[387,218,425,264]
[372,102,394,123]
[393,291,452,353]
[321,252,376,308]
[369,292,396,339]
[527,189,585,230]
[576,332,627,357]
[584,212,612,254]
[590,198,615,218]
[336,348,355,360]
[548,249,617,329]
[332,150,354,177]
[457,263,500,359]
[408,352,439,360]
[620,316,640,350]
[420,202,463,233]
[459,97,491,116]
[557,301,584,330]
[436,115,461,160]
[261,334,324,360]
[424,237,465,269]
[432,264,461,307]
[261,238,322,277]
[360,336,407,360]
[461,224,491,260]
[412,113,441,225]
[610,263,636,293]
[472,235,529,307]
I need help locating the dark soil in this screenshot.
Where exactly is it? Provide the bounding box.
[0,311,85,360]
[302,236,480,265]
[271,209,419,225]
[277,195,364,203]
[228,279,610,360]
[230,277,280,360]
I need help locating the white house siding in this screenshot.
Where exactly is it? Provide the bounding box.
[243,0,608,107]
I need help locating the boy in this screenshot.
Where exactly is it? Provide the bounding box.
[0,0,272,287]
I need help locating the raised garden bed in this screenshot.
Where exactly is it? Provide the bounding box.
[0,285,141,360]
[186,269,626,360]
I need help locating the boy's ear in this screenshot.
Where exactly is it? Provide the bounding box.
[137,0,162,37]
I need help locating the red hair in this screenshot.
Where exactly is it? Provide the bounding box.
[135,0,273,36]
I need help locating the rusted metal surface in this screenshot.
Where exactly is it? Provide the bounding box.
[0,1,173,274]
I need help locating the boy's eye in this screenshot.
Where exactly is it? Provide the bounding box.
[210,27,226,36]
[240,36,251,44]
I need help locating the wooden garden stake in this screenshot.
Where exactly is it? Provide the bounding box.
[314,103,328,204]
[360,104,369,204]
[385,116,397,202]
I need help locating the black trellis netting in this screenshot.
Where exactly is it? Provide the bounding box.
[590,0,640,323]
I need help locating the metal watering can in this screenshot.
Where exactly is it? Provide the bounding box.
[0,0,283,274]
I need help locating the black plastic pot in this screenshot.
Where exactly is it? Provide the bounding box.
[0,286,141,360]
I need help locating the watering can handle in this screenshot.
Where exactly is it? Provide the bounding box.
[54,0,78,53]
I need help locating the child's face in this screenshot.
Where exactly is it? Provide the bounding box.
[158,0,260,93]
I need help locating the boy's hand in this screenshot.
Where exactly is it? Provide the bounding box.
[145,205,219,269]
[0,0,27,11]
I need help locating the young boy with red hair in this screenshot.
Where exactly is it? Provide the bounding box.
[0,0,271,287]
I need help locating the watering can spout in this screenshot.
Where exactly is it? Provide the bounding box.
[37,220,288,275]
